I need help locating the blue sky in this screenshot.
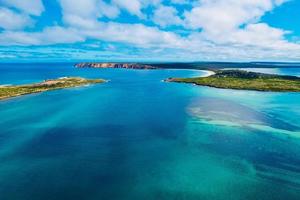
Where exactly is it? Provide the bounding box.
[0,0,300,62]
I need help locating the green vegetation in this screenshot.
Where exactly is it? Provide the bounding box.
[167,70,300,92]
[0,77,105,100]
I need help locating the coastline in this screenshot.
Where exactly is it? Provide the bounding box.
[201,70,216,77]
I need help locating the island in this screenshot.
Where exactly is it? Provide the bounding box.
[0,77,105,100]
[166,70,300,92]
[75,62,157,70]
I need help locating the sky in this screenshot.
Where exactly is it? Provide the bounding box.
[0,0,300,62]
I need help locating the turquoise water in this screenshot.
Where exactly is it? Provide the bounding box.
[1,63,300,200]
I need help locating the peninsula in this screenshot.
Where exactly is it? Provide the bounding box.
[75,63,157,69]
[0,77,105,100]
[166,70,300,92]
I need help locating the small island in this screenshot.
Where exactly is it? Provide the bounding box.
[75,62,157,70]
[0,77,105,100]
[166,70,300,92]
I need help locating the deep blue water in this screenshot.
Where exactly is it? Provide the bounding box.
[1,63,300,200]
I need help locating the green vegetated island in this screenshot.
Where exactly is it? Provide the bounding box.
[0,77,105,100]
[167,70,300,92]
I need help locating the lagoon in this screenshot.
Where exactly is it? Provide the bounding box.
[0,63,300,200]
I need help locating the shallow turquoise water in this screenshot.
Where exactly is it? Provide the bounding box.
[1,64,300,200]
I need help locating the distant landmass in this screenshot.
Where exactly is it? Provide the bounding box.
[149,62,300,70]
[75,63,157,70]
[74,61,300,71]
[74,61,300,70]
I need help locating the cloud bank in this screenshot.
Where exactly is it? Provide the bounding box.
[0,0,299,61]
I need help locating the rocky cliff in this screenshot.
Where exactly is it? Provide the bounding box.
[75,63,157,69]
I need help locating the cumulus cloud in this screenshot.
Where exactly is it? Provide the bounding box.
[0,26,84,46]
[153,5,183,27]
[0,22,183,49]
[228,23,295,49]
[59,0,100,28]
[98,1,120,19]
[184,0,288,31]
[0,0,300,61]
[111,0,162,18]
[50,0,183,47]
[59,0,121,28]
[83,22,184,47]
[0,7,34,30]
[112,0,143,17]
[0,0,44,16]
[179,0,300,59]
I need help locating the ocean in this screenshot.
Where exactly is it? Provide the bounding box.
[0,63,300,200]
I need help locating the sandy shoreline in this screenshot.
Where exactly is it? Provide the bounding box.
[201,70,216,77]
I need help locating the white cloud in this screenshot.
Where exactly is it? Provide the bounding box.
[186,26,300,60]
[112,0,143,18]
[59,0,100,19]
[0,21,183,49]
[98,1,120,19]
[153,5,182,27]
[0,8,33,30]
[39,26,85,44]
[0,31,40,45]
[83,22,184,47]
[111,0,162,18]
[60,0,162,22]
[52,0,183,47]
[63,14,100,29]
[229,23,294,49]
[59,0,100,28]
[1,0,300,61]
[0,0,45,16]
[179,0,300,60]
[59,0,120,29]
[184,0,287,31]
[0,26,84,46]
